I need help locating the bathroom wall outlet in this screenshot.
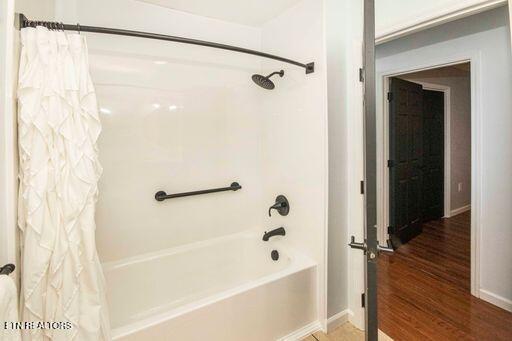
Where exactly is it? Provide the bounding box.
[458,183,463,192]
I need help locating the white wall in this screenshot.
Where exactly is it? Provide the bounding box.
[376,7,512,311]
[0,0,16,267]
[509,1,512,45]
[401,68,472,211]
[324,0,365,329]
[15,0,55,20]
[325,0,349,319]
[343,0,366,329]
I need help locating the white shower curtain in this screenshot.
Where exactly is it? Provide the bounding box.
[17,26,110,340]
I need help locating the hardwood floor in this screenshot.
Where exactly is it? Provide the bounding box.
[378,211,512,340]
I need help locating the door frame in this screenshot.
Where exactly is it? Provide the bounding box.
[376,56,481,297]
[417,83,452,220]
[379,80,452,246]
[363,0,379,339]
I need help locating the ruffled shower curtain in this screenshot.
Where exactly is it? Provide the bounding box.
[17,26,110,340]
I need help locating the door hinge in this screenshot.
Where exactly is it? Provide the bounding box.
[387,92,393,102]
[361,293,366,308]
[387,160,394,168]
[359,68,364,82]
[360,180,364,194]
[387,226,393,234]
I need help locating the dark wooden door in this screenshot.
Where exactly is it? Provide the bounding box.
[389,78,424,245]
[422,90,445,221]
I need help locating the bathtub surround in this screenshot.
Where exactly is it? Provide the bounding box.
[17,27,110,340]
[48,0,330,339]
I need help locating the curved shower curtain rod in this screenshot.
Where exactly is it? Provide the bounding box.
[15,13,315,74]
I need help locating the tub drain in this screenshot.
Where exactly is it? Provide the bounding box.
[271,250,279,261]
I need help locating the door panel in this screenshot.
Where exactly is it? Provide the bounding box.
[389,78,424,245]
[423,90,445,220]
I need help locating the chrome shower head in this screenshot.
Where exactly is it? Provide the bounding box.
[252,70,284,90]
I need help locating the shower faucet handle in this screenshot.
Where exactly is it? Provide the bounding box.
[268,195,290,217]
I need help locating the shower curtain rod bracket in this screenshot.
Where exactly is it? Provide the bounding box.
[0,263,15,275]
[15,13,315,74]
[305,62,315,74]
[15,13,27,31]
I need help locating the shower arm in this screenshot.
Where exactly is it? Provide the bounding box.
[15,13,315,75]
[266,71,284,78]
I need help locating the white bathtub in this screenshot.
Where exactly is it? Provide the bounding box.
[102,231,319,340]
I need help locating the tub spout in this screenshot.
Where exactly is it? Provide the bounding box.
[262,227,286,241]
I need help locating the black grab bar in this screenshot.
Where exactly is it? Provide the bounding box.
[155,182,241,202]
[0,263,15,275]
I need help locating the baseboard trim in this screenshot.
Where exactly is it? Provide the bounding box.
[479,289,512,312]
[450,204,471,217]
[277,320,322,341]
[327,309,352,332]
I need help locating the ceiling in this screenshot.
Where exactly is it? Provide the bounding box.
[135,0,302,27]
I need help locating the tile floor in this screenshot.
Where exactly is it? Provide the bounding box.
[303,322,392,341]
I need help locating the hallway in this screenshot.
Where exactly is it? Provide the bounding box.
[378,211,512,340]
